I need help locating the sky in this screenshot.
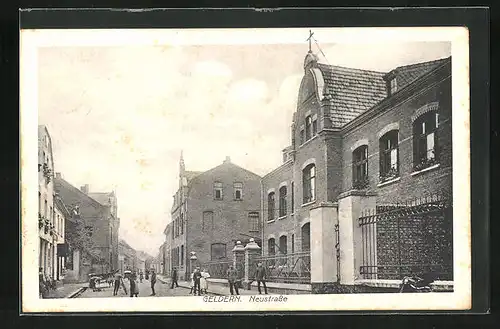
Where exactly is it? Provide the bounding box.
[38,37,451,256]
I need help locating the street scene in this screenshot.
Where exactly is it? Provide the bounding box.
[35,28,456,300]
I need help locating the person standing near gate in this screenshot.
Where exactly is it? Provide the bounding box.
[254,262,268,295]
[150,268,157,296]
[170,267,179,289]
[192,267,202,296]
[226,265,239,295]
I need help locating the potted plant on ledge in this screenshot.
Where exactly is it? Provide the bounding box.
[353,176,369,190]
[414,157,437,172]
[379,167,399,183]
[38,214,44,229]
[42,163,52,184]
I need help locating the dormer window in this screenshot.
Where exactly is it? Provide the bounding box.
[387,77,398,96]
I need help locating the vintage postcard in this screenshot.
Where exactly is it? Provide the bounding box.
[20,26,471,313]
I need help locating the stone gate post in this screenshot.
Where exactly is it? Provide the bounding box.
[244,238,261,290]
[232,241,245,282]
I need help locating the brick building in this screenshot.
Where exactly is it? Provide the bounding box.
[54,176,120,282]
[165,153,262,280]
[261,50,453,292]
[118,239,138,273]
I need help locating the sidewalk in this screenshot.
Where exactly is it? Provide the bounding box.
[45,282,88,299]
[157,275,274,296]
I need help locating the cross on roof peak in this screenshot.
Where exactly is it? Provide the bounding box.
[306,30,314,52]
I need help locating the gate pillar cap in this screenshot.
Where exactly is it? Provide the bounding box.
[232,241,245,252]
[244,239,261,251]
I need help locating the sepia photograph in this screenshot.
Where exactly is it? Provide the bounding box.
[20,26,471,312]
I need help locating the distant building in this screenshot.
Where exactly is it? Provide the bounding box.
[165,154,262,280]
[118,239,137,273]
[54,176,120,281]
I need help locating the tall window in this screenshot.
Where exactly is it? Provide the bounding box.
[291,182,294,213]
[300,129,305,145]
[279,235,287,255]
[44,200,48,218]
[413,111,439,171]
[352,145,369,189]
[302,164,316,203]
[278,186,287,217]
[291,234,295,253]
[211,243,227,260]
[379,130,399,182]
[267,192,275,221]
[180,245,184,266]
[180,213,184,235]
[268,238,276,256]
[202,211,214,232]
[387,77,398,95]
[312,118,318,136]
[38,192,41,215]
[305,116,312,140]
[233,182,243,200]
[248,212,259,232]
[214,182,223,200]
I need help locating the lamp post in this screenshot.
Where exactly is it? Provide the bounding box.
[189,251,197,280]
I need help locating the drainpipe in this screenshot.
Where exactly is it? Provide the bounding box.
[260,177,264,256]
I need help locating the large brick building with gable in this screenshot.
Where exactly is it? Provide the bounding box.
[261,50,453,292]
[166,153,262,280]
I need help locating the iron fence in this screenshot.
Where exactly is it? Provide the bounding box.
[202,259,245,280]
[358,192,453,281]
[252,251,311,284]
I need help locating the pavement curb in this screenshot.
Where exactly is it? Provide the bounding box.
[158,277,242,296]
[66,286,87,298]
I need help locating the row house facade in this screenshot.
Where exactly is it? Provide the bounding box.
[54,176,120,282]
[165,154,262,280]
[261,51,453,292]
[38,125,65,283]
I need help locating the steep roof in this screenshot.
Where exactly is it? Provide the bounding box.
[54,177,106,219]
[389,57,450,91]
[185,171,202,183]
[317,63,387,127]
[314,56,451,128]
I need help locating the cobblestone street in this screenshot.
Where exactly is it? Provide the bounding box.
[76,279,192,298]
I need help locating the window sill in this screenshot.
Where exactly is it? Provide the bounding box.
[267,219,276,224]
[411,163,440,176]
[377,176,401,187]
[299,134,319,148]
[277,215,287,220]
[301,200,316,208]
[233,199,243,201]
[213,198,223,201]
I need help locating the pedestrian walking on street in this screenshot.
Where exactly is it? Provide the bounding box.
[226,265,240,295]
[150,268,157,296]
[113,270,125,296]
[129,273,139,297]
[192,267,202,296]
[139,271,144,283]
[254,262,268,295]
[39,267,48,299]
[200,268,210,295]
[170,268,179,289]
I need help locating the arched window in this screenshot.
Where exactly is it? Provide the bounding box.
[379,130,399,182]
[302,164,316,203]
[301,223,311,252]
[268,238,276,256]
[268,192,275,221]
[279,186,287,217]
[279,235,287,255]
[413,111,439,171]
[352,145,369,189]
[305,115,313,140]
[213,182,223,200]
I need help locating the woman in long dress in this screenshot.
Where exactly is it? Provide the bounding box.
[189,271,195,294]
[200,268,210,295]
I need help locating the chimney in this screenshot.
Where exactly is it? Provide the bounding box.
[223,156,231,164]
[55,172,61,179]
[80,184,89,194]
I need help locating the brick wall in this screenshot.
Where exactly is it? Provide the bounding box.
[184,161,261,274]
[341,66,452,203]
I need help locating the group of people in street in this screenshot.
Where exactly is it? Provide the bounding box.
[110,268,157,297]
[189,267,210,296]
